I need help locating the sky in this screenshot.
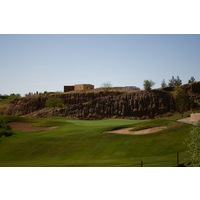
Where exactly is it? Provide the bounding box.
[0,34,200,95]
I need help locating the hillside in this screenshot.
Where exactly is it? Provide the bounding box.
[4,82,200,119]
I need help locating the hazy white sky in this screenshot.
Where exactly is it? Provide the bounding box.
[0,34,200,95]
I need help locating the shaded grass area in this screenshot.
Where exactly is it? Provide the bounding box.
[0,115,192,166]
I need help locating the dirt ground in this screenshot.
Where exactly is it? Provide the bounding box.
[107,126,167,135]
[9,122,57,132]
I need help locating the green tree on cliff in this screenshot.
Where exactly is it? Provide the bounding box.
[188,76,195,83]
[143,80,155,91]
[168,76,182,87]
[173,87,190,116]
[161,79,167,88]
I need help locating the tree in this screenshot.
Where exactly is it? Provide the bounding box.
[185,121,200,166]
[188,76,195,83]
[100,82,112,92]
[168,76,175,86]
[143,80,155,91]
[168,76,182,87]
[173,87,190,116]
[8,93,21,101]
[161,79,167,88]
[0,119,13,137]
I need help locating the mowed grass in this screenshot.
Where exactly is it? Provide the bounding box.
[0,114,192,167]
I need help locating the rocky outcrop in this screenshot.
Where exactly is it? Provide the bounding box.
[4,82,200,120]
[182,82,200,102]
[50,90,176,119]
[4,90,176,119]
[5,95,47,116]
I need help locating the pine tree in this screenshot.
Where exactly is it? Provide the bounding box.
[161,79,167,88]
[188,76,195,83]
[168,76,182,86]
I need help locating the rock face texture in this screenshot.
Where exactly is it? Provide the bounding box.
[4,82,200,119]
[51,90,176,119]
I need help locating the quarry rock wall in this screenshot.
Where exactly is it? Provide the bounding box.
[4,82,200,119]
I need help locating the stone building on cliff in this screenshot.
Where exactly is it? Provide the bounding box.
[64,84,94,92]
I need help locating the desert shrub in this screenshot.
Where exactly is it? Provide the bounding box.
[45,97,65,108]
[4,130,13,137]
[0,119,13,137]
[100,82,112,92]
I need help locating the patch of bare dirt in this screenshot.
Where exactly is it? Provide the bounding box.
[107,126,167,135]
[9,122,57,132]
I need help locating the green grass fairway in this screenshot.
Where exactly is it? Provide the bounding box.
[0,115,192,167]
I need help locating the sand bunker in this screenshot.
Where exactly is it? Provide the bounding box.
[178,113,200,125]
[9,122,57,132]
[107,126,167,135]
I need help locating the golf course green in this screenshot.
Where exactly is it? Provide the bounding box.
[0,114,192,167]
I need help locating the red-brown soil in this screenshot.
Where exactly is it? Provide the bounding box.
[9,122,57,132]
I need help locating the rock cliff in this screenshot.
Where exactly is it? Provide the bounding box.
[4,82,200,119]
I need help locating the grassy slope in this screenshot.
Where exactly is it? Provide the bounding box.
[0,115,192,167]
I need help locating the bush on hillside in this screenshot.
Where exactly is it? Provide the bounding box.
[45,97,65,108]
[100,82,112,92]
[0,119,13,137]
[173,87,191,116]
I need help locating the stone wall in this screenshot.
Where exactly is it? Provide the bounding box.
[49,90,176,119]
